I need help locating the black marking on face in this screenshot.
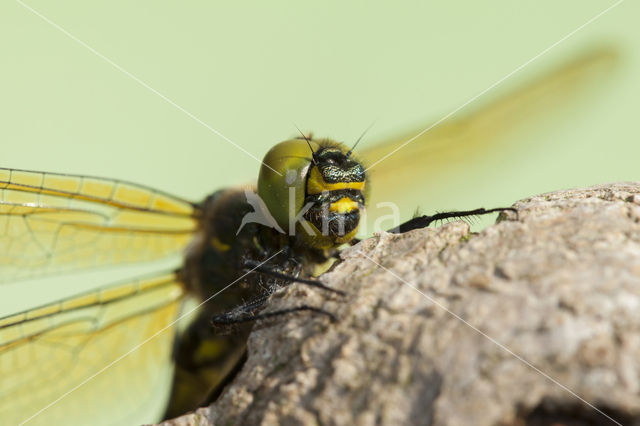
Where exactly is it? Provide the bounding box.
[315,148,365,184]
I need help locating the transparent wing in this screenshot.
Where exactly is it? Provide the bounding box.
[358,46,619,229]
[0,168,199,282]
[0,272,185,426]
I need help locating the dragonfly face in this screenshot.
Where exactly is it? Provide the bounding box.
[257,138,367,249]
[0,47,616,425]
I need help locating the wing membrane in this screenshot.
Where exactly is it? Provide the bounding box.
[0,168,199,281]
[0,272,185,426]
[0,168,195,214]
[359,47,619,229]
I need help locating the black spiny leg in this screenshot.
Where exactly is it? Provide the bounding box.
[210,292,268,327]
[211,261,342,328]
[388,207,518,234]
[242,259,346,296]
[211,293,337,327]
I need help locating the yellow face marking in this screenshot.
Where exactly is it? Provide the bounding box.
[211,236,231,252]
[306,167,365,195]
[329,197,358,214]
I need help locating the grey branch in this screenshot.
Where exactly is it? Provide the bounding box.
[160,182,640,426]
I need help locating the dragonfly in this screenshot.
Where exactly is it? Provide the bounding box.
[0,47,617,425]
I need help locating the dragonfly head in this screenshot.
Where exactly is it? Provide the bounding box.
[258,138,367,249]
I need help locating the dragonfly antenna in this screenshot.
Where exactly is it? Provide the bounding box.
[293,124,317,164]
[347,120,377,158]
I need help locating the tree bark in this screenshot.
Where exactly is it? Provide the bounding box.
[160,182,640,426]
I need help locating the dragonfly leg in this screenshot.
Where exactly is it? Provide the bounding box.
[388,207,518,234]
[242,259,346,296]
[211,292,337,326]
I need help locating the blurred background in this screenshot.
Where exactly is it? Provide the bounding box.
[1,1,638,423]
[1,0,638,316]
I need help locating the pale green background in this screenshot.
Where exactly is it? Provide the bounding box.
[1,1,638,311]
[1,2,638,424]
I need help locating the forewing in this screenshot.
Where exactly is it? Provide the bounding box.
[0,168,199,281]
[359,47,619,230]
[0,272,185,426]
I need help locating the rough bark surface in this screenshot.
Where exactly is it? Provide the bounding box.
[160,182,640,426]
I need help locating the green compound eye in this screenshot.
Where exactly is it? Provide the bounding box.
[257,138,319,233]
